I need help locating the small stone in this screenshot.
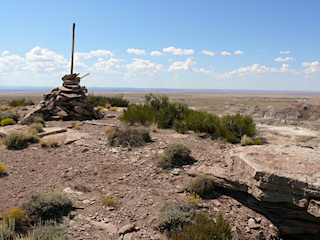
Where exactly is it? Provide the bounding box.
[171,168,181,175]
[248,218,260,229]
[118,223,135,235]
[82,199,90,205]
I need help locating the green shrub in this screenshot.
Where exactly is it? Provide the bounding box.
[100,194,117,207]
[9,98,34,107]
[187,175,215,197]
[26,132,40,143]
[157,143,192,169]
[28,123,44,133]
[87,94,129,107]
[121,94,256,143]
[3,131,28,150]
[22,191,73,222]
[219,113,255,143]
[0,118,16,126]
[156,201,195,233]
[171,213,232,240]
[0,112,19,122]
[253,138,263,145]
[30,220,68,240]
[20,117,45,126]
[108,127,151,148]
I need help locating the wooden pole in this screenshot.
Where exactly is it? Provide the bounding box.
[71,23,75,74]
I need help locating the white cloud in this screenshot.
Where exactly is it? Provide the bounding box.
[2,51,10,57]
[90,50,115,58]
[150,51,164,56]
[25,46,69,73]
[201,50,215,56]
[234,50,244,55]
[90,58,123,74]
[0,54,28,74]
[280,50,290,54]
[303,61,320,74]
[274,57,294,62]
[126,58,163,75]
[163,46,195,55]
[222,64,278,78]
[74,52,92,61]
[221,51,232,56]
[168,57,214,74]
[127,48,147,55]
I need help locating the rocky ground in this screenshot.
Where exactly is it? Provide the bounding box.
[1,106,320,239]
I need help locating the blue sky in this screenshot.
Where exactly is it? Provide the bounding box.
[1,0,320,91]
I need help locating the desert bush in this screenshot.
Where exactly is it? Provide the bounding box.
[28,123,44,133]
[156,143,192,169]
[184,192,202,206]
[26,132,40,143]
[3,131,28,150]
[150,123,158,132]
[100,194,117,207]
[40,138,59,148]
[171,213,232,240]
[22,191,73,222]
[0,217,15,239]
[0,112,19,122]
[20,117,45,126]
[0,163,7,175]
[9,98,34,107]
[29,220,68,240]
[87,94,129,107]
[1,208,26,227]
[0,118,16,126]
[219,113,255,143]
[253,138,263,145]
[156,201,195,233]
[109,106,118,111]
[107,127,151,148]
[121,104,154,125]
[241,134,254,146]
[187,175,215,197]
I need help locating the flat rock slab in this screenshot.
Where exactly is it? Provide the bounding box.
[42,129,91,144]
[0,125,27,136]
[257,124,320,137]
[38,127,68,137]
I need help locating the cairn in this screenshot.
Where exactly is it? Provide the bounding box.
[24,73,103,120]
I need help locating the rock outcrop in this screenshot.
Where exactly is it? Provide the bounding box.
[24,74,103,120]
[187,139,320,237]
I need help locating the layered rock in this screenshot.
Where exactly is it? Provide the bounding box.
[24,73,103,120]
[187,139,320,237]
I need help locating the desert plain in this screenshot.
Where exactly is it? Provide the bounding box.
[1,89,320,240]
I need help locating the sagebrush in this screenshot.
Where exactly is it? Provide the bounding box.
[107,127,151,148]
[157,143,192,169]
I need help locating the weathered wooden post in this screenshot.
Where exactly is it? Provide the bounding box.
[71,23,75,74]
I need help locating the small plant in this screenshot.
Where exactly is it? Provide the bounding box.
[0,111,19,122]
[0,118,16,126]
[100,194,117,207]
[109,106,118,111]
[156,201,195,233]
[187,175,215,197]
[30,220,68,240]
[20,116,45,126]
[105,103,111,109]
[184,192,202,205]
[156,143,192,169]
[6,110,13,113]
[87,94,129,107]
[253,138,263,145]
[22,191,73,222]
[0,217,15,239]
[171,213,232,240]
[40,138,59,148]
[71,121,80,130]
[241,134,254,146]
[1,208,26,227]
[99,108,106,113]
[108,127,151,148]
[28,123,44,133]
[150,123,158,132]
[0,163,7,175]
[26,132,40,143]
[3,131,28,150]
[104,126,116,135]
[9,98,34,107]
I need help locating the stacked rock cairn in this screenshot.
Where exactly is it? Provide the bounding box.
[24,73,103,120]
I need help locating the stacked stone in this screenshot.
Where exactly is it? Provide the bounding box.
[24,73,103,120]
